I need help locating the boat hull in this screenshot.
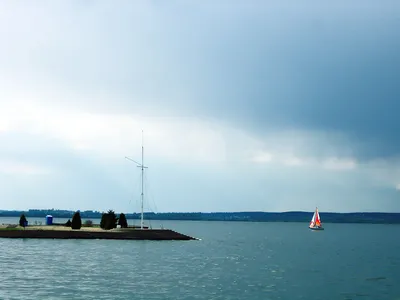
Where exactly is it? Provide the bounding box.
[309,226,324,231]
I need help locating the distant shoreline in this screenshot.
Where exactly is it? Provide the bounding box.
[1,209,400,224]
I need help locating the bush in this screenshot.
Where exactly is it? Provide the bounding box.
[100,210,119,230]
[71,211,82,230]
[65,219,72,227]
[19,214,27,227]
[118,213,128,228]
[84,219,93,227]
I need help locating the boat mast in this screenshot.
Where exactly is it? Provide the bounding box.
[125,129,148,230]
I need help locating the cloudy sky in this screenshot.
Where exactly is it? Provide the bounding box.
[0,0,399,213]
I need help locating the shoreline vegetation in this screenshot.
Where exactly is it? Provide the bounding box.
[0,209,400,224]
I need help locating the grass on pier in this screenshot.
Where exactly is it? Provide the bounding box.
[0,224,139,232]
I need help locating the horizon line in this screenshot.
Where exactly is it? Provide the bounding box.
[1,209,400,214]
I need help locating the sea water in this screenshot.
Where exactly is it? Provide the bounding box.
[0,219,399,299]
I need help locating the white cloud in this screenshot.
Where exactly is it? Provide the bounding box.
[252,152,273,163]
[0,96,369,177]
[321,157,357,171]
[1,94,361,176]
[251,149,357,171]
[282,155,307,167]
[0,99,229,164]
[0,161,51,175]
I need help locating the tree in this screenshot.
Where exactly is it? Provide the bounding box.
[71,211,82,229]
[118,213,128,228]
[100,210,119,230]
[19,214,27,227]
[100,213,106,229]
[105,210,118,229]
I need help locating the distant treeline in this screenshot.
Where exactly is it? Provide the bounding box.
[1,209,400,224]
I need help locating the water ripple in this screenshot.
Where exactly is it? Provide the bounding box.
[0,221,399,299]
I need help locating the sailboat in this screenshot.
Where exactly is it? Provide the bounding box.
[309,207,324,230]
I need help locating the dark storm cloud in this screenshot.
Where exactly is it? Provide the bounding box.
[1,0,399,161]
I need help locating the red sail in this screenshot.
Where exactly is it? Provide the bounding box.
[315,210,321,226]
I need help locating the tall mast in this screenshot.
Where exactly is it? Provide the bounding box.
[140,130,144,229]
[125,129,148,230]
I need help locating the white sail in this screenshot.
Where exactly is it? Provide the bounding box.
[309,211,316,227]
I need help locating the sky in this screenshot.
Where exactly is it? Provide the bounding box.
[0,0,399,213]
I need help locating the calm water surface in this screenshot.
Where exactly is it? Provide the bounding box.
[0,219,399,299]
